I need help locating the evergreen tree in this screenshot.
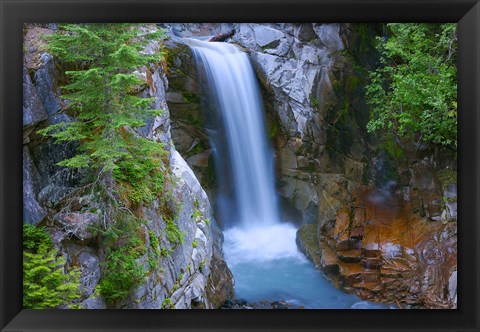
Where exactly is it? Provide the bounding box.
[366,24,457,148]
[23,225,81,309]
[39,24,167,224]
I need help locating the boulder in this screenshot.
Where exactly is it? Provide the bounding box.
[81,295,106,309]
[296,224,321,267]
[252,25,285,49]
[313,24,344,52]
[53,212,99,241]
[206,251,235,308]
[319,245,339,274]
[77,251,101,297]
[187,150,211,168]
[294,24,318,42]
[161,23,233,38]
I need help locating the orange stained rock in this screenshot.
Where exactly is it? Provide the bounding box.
[334,207,351,240]
[352,207,366,228]
[339,262,365,276]
[357,187,444,252]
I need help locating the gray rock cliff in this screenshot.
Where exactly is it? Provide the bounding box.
[22,24,233,309]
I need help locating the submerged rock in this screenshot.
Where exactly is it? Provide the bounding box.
[221,298,301,310]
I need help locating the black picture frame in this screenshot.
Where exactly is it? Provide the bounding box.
[1,0,479,331]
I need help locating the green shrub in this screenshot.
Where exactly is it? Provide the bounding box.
[161,297,173,309]
[165,217,185,247]
[160,247,171,258]
[98,213,147,304]
[199,260,206,270]
[23,224,81,309]
[366,23,457,148]
[147,230,161,271]
[23,224,52,252]
[113,134,167,207]
[192,208,211,226]
[148,230,160,256]
[191,208,203,222]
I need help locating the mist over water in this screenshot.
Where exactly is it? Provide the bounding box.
[190,39,390,309]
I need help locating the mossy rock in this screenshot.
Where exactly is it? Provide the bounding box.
[296,224,321,267]
[437,169,457,188]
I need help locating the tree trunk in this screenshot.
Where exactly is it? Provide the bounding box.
[209,29,236,42]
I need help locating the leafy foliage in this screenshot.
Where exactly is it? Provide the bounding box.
[113,131,167,207]
[148,230,161,271]
[191,207,210,226]
[161,297,173,309]
[96,212,147,304]
[165,217,185,247]
[366,24,457,148]
[23,225,81,309]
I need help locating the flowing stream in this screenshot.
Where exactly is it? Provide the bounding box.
[190,39,390,309]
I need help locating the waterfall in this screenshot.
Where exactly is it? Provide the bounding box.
[188,38,390,309]
[190,40,278,228]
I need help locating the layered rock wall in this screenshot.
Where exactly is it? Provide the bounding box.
[22,24,233,309]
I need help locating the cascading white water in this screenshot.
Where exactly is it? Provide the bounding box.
[190,39,278,228]
[189,38,391,309]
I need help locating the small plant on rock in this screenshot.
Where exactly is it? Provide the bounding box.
[23,224,82,309]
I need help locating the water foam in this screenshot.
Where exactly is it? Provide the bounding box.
[223,223,307,267]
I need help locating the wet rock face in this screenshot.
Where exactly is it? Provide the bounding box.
[409,159,444,219]
[163,39,217,199]
[23,30,85,225]
[231,23,374,223]
[23,55,81,225]
[297,185,457,309]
